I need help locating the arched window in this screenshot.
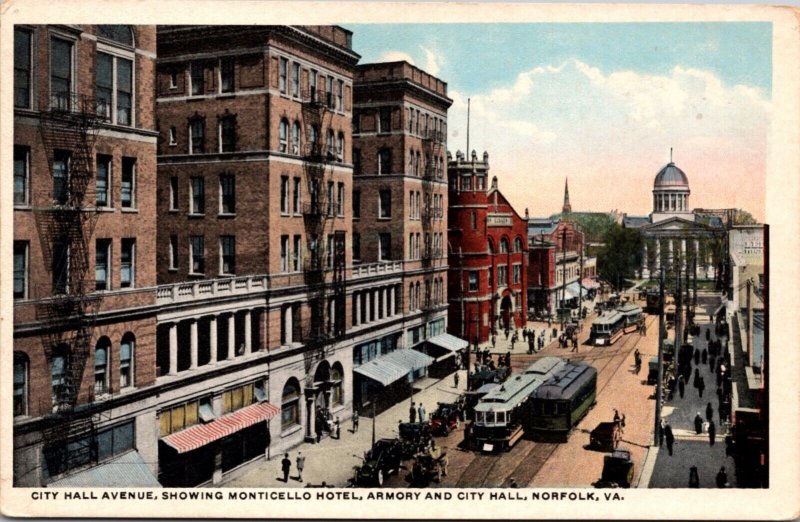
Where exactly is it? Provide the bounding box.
[94,337,111,395]
[13,353,28,417]
[292,121,301,154]
[408,151,414,175]
[409,283,414,311]
[331,363,344,406]
[487,239,495,254]
[415,282,421,310]
[278,119,288,153]
[96,25,134,46]
[281,378,301,430]
[514,237,523,253]
[120,332,135,388]
[500,238,509,253]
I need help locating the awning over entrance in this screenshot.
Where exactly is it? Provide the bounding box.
[563,282,581,299]
[161,401,280,454]
[427,333,468,353]
[48,451,161,487]
[353,349,434,386]
[582,277,600,290]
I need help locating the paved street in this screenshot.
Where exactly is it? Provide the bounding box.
[221,291,737,489]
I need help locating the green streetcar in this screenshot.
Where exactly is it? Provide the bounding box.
[528,361,598,440]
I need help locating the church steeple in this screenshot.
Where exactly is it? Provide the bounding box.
[562,177,572,213]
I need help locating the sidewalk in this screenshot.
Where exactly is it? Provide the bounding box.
[646,292,736,488]
[221,370,467,488]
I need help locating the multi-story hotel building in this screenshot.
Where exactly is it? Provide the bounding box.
[13,25,160,487]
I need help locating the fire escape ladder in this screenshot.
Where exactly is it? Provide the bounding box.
[33,93,105,473]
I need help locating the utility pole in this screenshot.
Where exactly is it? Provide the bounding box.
[654,266,665,446]
[675,261,682,369]
[466,98,470,155]
[372,391,376,447]
[561,227,567,330]
[747,278,753,367]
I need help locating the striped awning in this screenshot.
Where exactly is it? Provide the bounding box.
[161,401,280,454]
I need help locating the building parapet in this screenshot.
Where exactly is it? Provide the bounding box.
[156,275,269,305]
[351,261,404,280]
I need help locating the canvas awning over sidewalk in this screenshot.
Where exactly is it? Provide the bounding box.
[353,349,434,386]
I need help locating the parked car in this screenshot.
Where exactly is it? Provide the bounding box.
[353,438,403,487]
[429,401,464,436]
[595,448,634,488]
[398,422,432,458]
[408,445,448,485]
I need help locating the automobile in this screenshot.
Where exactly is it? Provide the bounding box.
[595,448,634,488]
[408,445,448,485]
[589,421,622,451]
[429,401,464,436]
[398,422,432,458]
[353,438,403,487]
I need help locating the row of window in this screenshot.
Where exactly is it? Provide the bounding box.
[169,235,235,276]
[280,177,345,217]
[467,263,523,292]
[171,175,236,215]
[407,278,445,311]
[179,114,237,154]
[352,107,447,141]
[488,236,526,254]
[281,370,343,431]
[13,147,137,209]
[17,333,137,416]
[408,232,445,261]
[13,238,135,300]
[457,174,488,192]
[407,150,445,179]
[408,191,444,221]
[15,28,136,127]
[278,57,345,111]
[277,119,346,160]
[159,379,268,438]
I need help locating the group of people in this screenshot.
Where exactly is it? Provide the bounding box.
[688,465,730,488]
[314,408,341,443]
[409,401,427,424]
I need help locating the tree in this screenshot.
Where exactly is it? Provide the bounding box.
[597,225,644,291]
[733,209,758,225]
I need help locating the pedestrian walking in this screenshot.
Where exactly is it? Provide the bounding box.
[418,403,426,423]
[694,412,703,434]
[708,420,716,446]
[352,411,359,433]
[491,334,497,350]
[702,348,708,364]
[709,355,715,373]
[678,374,686,399]
[658,419,666,447]
[693,368,700,389]
[334,417,341,440]
[505,328,510,340]
[716,466,729,488]
[698,375,705,398]
[409,402,417,423]
[665,423,675,456]
[689,465,700,488]
[528,338,535,354]
[296,451,306,482]
[706,402,714,423]
[315,421,322,443]
[454,371,460,389]
[281,453,292,482]
[694,348,700,365]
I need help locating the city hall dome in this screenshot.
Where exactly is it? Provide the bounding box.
[654,162,689,188]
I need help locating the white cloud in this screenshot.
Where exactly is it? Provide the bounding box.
[378,50,415,65]
[446,59,770,219]
[420,45,441,76]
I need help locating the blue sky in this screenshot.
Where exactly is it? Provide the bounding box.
[348,23,771,219]
[351,23,772,95]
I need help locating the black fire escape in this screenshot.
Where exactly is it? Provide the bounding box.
[33,93,105,476]
[300,87,346,372]
[420,128,445,319]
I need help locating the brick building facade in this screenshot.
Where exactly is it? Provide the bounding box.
[13,25,159,487]
[527,217,586,318]
[447,152,528,343]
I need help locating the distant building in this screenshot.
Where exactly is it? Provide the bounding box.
[526,217,592,317]
[447,152,528,343]
[561,177,572,214]
[623,154,727,280]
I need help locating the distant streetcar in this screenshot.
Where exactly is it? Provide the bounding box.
[590,311,626,346]
[472,357,566,452]
[529,360,598,441]
[617,303,645,333]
